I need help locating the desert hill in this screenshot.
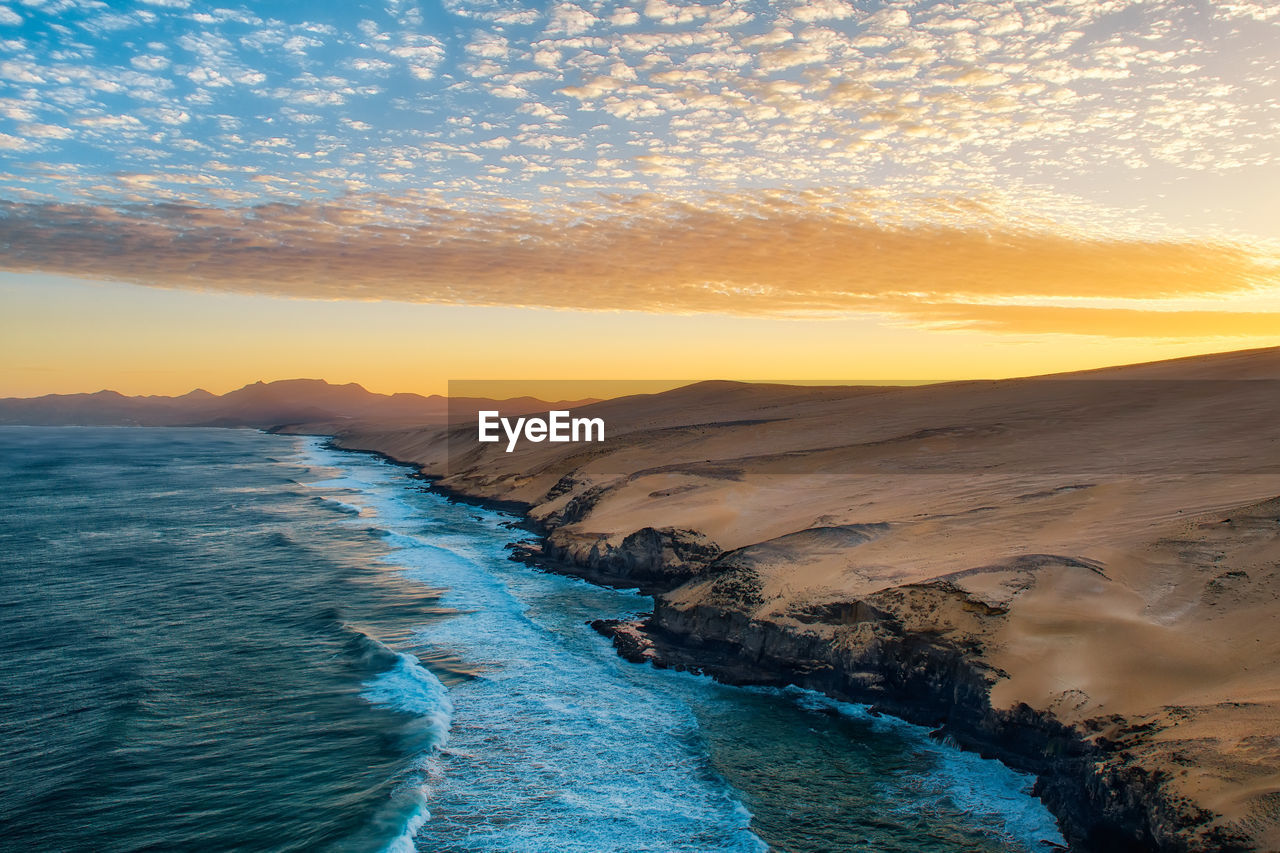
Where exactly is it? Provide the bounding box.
[335,345,1280,852]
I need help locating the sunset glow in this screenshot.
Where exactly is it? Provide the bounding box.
[2,0,1277,394]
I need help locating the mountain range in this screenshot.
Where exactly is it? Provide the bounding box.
[0,379,594,430]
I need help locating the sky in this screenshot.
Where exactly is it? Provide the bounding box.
[1,0,1278,396]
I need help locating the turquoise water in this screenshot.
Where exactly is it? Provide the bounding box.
[0,427,1065,851]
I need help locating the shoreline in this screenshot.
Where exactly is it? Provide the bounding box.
[16,348,1275,852]
[321,435,1187,853]
[522,549,1179,853]
[312,349,1280,853]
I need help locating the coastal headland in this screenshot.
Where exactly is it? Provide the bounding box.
[324,346,1280,852]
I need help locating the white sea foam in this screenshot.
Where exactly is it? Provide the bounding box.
[362,652,454,748]
[360,653,454,853]
[768,685,1067,849]
[380,798,430,853]
[299,440,767,853]
[317,496,364,515]
[299,438,1065,853]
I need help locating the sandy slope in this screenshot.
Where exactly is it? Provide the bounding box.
[336,346,1280,851]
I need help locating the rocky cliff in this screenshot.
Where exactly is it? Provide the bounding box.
[333,347,1280,852]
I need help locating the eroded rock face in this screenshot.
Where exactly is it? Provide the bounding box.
[590,576,1250,853]
[537,526,722,592]
[511,489,1280,852]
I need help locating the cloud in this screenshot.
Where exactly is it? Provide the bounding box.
[0,131,34,149]
[789,0,858,23]
[1,194,1275,340]
[76,114,145,128]
[909,304,1280,338]
[465,32,511,59]
[443,0,541,25]
[130,54,170,71]
[546,2,598,35]
[19,122,72,138]
[2,0,1278,307]
[610,7,641,27]
[0,58,44,83]
[386,34,445,78]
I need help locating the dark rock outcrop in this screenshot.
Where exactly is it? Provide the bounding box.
[584,583,1262,853]
[537,526,722,593]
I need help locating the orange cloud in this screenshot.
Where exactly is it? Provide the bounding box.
[904,304,1280,338]
[1,195,1276,338]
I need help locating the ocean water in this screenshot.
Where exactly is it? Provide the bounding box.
[0,427,1066,852]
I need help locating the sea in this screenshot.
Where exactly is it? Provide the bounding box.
[0,426,1066,852]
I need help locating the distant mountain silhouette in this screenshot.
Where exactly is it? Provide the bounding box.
[0,379,596,430]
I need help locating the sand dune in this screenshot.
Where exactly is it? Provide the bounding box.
[336,345,1280,851]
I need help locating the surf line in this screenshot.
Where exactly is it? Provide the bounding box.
[478,410,605,453]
